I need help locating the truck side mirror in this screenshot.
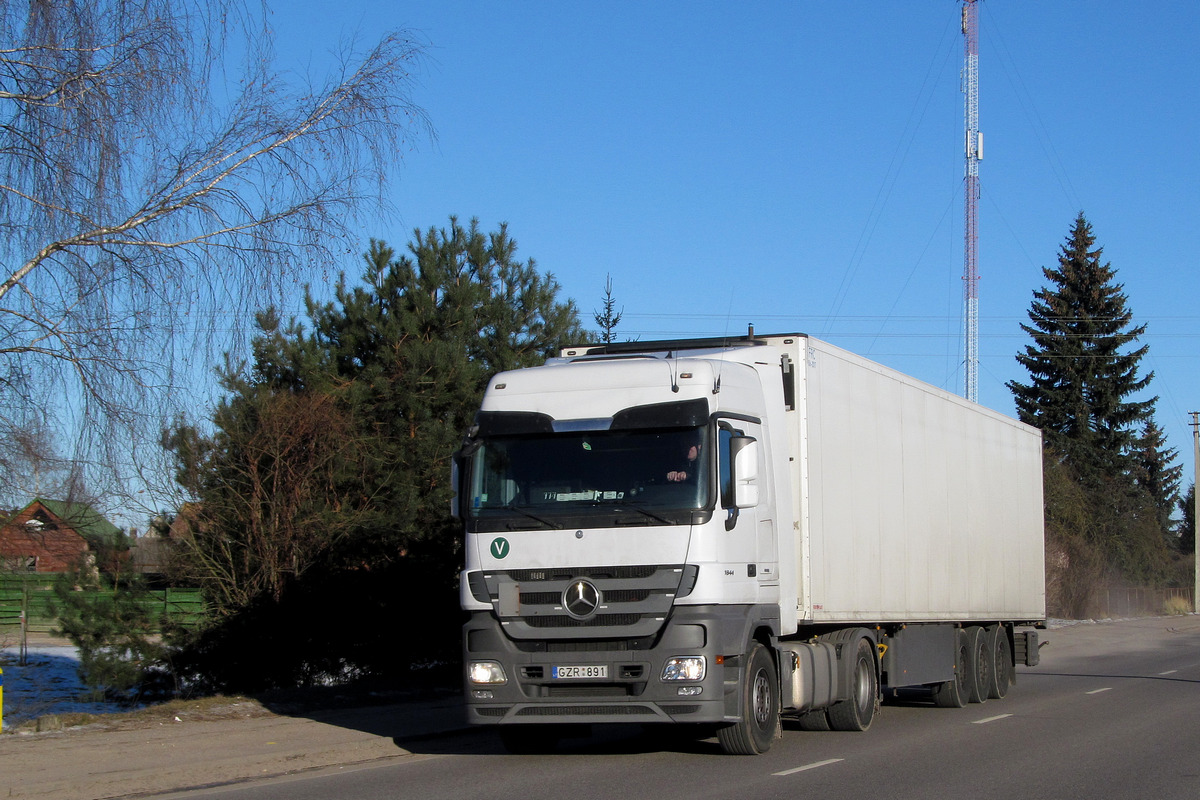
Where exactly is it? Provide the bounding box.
[730,436,760,510]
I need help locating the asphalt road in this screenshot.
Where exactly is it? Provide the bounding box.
[154,616,1200,800]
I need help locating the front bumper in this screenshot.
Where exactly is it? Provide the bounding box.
[462,605,748,726]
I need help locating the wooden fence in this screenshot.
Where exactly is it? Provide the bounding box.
[0,577,204,635]
[1092,586,1193,619]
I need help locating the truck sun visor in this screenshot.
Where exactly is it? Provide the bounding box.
[475,399,709,436]
[611,398,709,430]
[474,411,554,436]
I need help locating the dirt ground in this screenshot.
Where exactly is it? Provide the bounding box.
[0,633,468,800]
[1,689,467,800]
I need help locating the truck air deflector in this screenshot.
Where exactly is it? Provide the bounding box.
[564,334,782,356]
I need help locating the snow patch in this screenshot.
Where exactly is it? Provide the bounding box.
[1,644,129,726]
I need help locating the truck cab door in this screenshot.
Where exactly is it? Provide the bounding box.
[718,420,777,588]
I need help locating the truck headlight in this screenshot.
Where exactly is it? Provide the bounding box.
[468,660,508,685]
[661,656,706,682]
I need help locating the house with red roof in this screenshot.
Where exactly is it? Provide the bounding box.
[0,498,123,573]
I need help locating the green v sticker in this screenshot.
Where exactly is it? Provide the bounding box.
[490,537,510,559]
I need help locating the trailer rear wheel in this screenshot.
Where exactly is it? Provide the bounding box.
[827,638,878,731]
[717,643,779,755]
[988,625,1012,700]
[932,628,970,708]
[966,626,991,704]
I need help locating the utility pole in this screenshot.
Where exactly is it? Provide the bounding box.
[1191,411,1199,612]
[961,0,981,403]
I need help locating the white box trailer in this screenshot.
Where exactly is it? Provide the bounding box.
[454,331,1045,755]
[796,336,1045,624]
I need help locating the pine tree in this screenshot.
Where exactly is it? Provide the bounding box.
[163,219,583,689]
[168,217,583,609]
[1007,212,1155,479]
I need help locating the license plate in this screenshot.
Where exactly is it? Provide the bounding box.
[552,664,608,679]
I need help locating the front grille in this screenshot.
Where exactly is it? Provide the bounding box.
[508,565,658,582]
[547,685,630,697]
[485,564,684,640]
[666,705,701,715]
[519,588,654,605]
[525,613,642,628]
[515,705,655,717]
[514,637,654,653]
[476,707,509,717]
[520,591,561,605]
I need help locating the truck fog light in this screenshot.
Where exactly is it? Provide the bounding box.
[661,656,706,682]
[676,686,703,696]
[471,689,495,700]
[468,660,508,684]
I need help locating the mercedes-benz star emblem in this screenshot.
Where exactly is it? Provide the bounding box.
[563,579,601,619]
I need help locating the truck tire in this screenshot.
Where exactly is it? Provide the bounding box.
[966,626,991,704]
[932,628,970,708]
[827,637,878,731]
[797,710,832,731]
[988,625,1012,700]
[717,643,779,755]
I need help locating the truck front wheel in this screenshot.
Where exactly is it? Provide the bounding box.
[717,643,779,755]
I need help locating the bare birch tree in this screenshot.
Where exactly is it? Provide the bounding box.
[0,0,429,508]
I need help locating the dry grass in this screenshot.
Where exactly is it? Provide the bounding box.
[1164,595,1192,616]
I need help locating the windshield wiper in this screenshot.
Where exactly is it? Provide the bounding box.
[613,503,675,526]
[500,504,562,529]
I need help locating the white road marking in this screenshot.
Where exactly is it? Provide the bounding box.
[972,714,1012,724]
[774,758,845,776]
[1086,687,1113,695]
[1159,670,1178,675]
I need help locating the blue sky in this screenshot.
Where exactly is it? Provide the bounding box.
[273,2,1199,472]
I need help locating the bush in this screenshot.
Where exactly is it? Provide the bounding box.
[169,557,463,696]
[51,560,169,704]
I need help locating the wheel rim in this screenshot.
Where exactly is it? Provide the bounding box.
[994,635,1010,687]
[976,638,991,690]
[752,668,772,726]
[854,657,873,715]
[956,643,970,695]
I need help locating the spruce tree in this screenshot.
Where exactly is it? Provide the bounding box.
[1179,484,1196,555]
[1007,212,1155,479]
[593,274,623,344]
[1131,419,1182,541]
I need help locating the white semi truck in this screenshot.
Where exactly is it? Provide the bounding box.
[453,331,1045,755]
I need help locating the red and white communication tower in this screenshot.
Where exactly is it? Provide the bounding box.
[962,0,981,403]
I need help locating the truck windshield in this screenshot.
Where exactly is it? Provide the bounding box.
[466,427,711,529]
